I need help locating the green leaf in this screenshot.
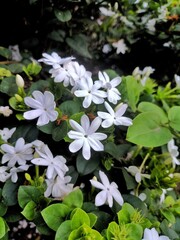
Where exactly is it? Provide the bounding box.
[71,208,90,229]
[106,221,120,240]
[76,153,100,175]
[138,102,167,118]
[38,121,55,134]
[18,186,43,208]
[126,111,172,147]
[59,100,80,116]
[87,213,97,228]
[0,217,8,238]
[69,224,103,240]
[29,79,50,93]
[7,63,24,73]
[41,203,71,231]
[54,9,72,22]
[105,142,131,160]
[10,124,39,143]
[124,76,143,112]
[0,76,18,96]
[66,34,92,59]
[160,209,176,224]
[21,200,36,220]
[0,203,7,217]
[0,47,11,59]
[23,61,42,77]
[168,106,180,131]
[2,179,19,206]
[117,203,135,224]
[55,220,72,240]
[48,30,65,42]
[126,223,143,240]
[122,169,137,190]
[63,189,83,209]
[0,68,12,79]
[52,121,68,141]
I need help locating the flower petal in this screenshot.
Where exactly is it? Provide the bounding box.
[95,190,107,206]
[69,139,84,153]
[23,109,43,120]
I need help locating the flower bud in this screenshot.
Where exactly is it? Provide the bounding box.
[16,74,24,88]
[15,94,23,102]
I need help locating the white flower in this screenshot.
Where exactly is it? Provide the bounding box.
[97,101,132,128]
[44,175,74,198]
[142,228,170,240]
[90,170,124,207]
[96,71,121,104]
[31,145,68,179]
[0,127,16,141]
[125,166,150,183]
[0,106,13,117]
[167,139,180,168]
[146,18,157,32]
[49,64,71,87]
[174,74,180,88]
[130,190,147,201]
[112,39,128,54]
[23,90,58,126]
[74,77,107,108]
[9,165,30,183]
[38,52,74,67]
[0,166,10,182]
[1,138,33,167]
[160,188,173,204]
[99,7,115,17]
[68,115,107,160]
[102,44,112,54]
[8,45,22,62]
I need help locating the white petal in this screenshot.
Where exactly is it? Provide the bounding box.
[88,117,101,134]
[24,97,42,109]
[102,119,114,128]
[107,192,113,207]
[97,111,112,120]
[115,103,128,116]
[83,95,92,108]
[69,139,84,153]
[95,190,107,206]
[69,119,85,134]
[74,90,88,97]
[90,180,105,190]
[1,144,14,154]
[32,90,44,104]
[37,113,49,126]
[99,171,110,187]
[23,109,43,120]
[31,158,49,166]
[111,188,124,206]
[110,77,121,87]
[82,138,91,160]
[88,137,104,151]
[68,130,84,140]
[15,138,25,152]
[91,133,107,141]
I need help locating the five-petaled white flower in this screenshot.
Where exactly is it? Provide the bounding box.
[23,90,58,126]
[167,139,180,168]
[38,52,74,67]
[96,71,121,104]
[44,175,74,199]
[142,228,170,240]
[0,106,13,117]
[90,170,124,207]
[74,77,107,108]
[125,166,150,183]
[97,101,132,128]
[0,127,16,142]
[1,138,33,167]
[112,39,128,54]
[68,115,107,160]
[32,144,68,179]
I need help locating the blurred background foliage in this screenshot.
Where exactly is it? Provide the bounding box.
[0,0,180,80]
